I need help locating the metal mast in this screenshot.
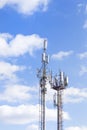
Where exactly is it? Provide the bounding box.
[52,71,68,130]
[37,39,49,130]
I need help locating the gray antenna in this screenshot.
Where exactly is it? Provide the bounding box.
[53,93,57,107]
[43,39,47,50]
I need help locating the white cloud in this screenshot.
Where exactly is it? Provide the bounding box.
[65,126,87,130]
[78,4,87,29]
[85,4,87,14]
[0,33,13,40]
[78,52,87,59]
[0,33,44,57]
[79,66,87,76]
[0,84,36,102]
[64,87,87,103]
[77,3,84,13]
[45,83,87,103]
[46,85,87,104]
[46,107,70,121]
[51,51,73,60]
[82,4,87,29]
[45,83,54,102]
[0,104,39,124]
[0,61,25,80]
[0,82,71,120]
[0,0,50,15]
[26,124,38,130]
[83,20,87,29]
[0,104,70,124]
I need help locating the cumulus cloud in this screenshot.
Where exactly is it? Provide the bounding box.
[0,104,70,124]
[65,126,87,130]
[0,104,39,124]
[77,3,84,13]
[83,20,87,29]
[0,33,44,57]
[0,33,13,40]
[46,106,70,121]
[78,52,87,59]
[46,84,87,104]
[0,61,25,81]
[0,84,36,102]
[0,0,50,15]
[79,66,87,76]
[82,4,87,29]
[26,124,38,130]
[64,87,87,103]
[51,51,73,60]
[45,82,87,105]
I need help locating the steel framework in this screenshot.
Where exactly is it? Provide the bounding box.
[52,72,68,130]
[37,40,68,130]
[37,40,49,130]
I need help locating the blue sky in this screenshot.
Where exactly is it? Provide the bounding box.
[0,0,87,130]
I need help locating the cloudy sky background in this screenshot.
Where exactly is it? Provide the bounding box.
[0,0,87,130]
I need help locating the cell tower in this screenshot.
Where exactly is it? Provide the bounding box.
[51,71,68,130]
[37,39,49,130]
[37,39,68,130]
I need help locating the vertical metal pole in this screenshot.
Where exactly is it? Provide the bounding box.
[52,71,68,130]
[57,90,63,130]
[41,89,43,130]
[43,58,46,130]
[39,86,41,130]
[57,90,59,130]
[60,91,63,130]
[40,47,46,130]
[41,85,45,130]
[37,40,50,130]
[43,87,45,130]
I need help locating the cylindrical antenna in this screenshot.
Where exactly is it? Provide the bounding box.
[60,71,64,86]
[64,76,68,86]
[53,93,57,107]
[42,53,46,62]
[44,39,47,50]
[46,55,49,64]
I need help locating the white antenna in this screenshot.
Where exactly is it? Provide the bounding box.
[60,71,64,84]
[42,39,49,64]
[42,53,46,62]
[46,55,49,64]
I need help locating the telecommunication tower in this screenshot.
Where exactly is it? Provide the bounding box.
[51,71,68,130]
[37,40,68,130]
[37,39,49,130]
